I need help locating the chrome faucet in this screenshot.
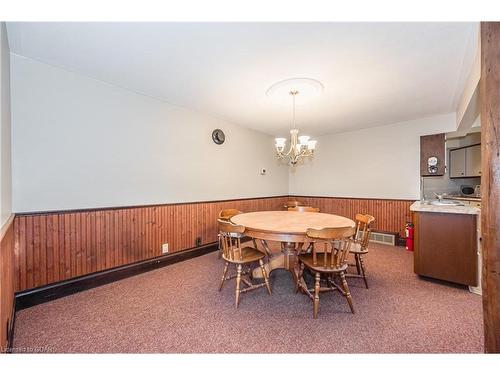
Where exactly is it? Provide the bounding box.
[433,192,446,202]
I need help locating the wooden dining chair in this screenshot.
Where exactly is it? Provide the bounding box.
[284,207,320,253]
[288,206,320,213]
[346,214,375,289]
[284,200,303,209]
[217,209,253,258]
[218,219,272,307]
[296,226,356,318]
[218,208,242,221]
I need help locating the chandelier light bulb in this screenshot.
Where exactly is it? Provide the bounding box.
[275,137,286,145]
[298,135,310,145]
[275,138,286,150]
[307,140,317,150]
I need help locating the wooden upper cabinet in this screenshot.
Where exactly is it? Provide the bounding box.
[450,144,481,178]
[420,133,445,176]
[465,144,481,177]
[450,148,466,178]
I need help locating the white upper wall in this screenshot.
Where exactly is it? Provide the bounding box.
[10,55,289,212]
[0,23,12,227]
[9,21,474,211]
[456,24,480,131]
[6,22,477,136]
[289,113,457,200]
[9,54,462,211]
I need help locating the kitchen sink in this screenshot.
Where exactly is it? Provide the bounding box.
[430,200,463,206]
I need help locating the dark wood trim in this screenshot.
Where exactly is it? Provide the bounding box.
[0,214,16,353]
[15,195,290,217]
[0,215,15,242]
[14,240,220,311]
[289,195,415,202]
[6,301,15,353]
[14,194,414,217]
[480,21,500,353]
[13,195,415,218]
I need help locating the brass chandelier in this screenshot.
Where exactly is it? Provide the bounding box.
[275,90,317,165]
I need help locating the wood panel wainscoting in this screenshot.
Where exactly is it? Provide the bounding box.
[14,196,288,292]
[0,215,16,352]
[289,196,413,237]
[12,195,413,295]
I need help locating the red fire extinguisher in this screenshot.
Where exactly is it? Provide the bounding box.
[405,222,414,251]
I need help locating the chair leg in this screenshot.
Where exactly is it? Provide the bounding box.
[340,272,355,314]
[219,262,229,291]
[235,264,242,308]
[247,265,254,280]
[359,255,369,289]
[252,238,258,249]
[259,259,272,295]
[354,253,361,275]
[295,261,304,293]
[217,235,222,259]
[313,272,320,319]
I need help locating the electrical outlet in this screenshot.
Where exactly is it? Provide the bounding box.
[195,237,202,246]
[162,243,169,254]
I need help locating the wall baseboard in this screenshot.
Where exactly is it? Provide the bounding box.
[5,302,16,353]
[0,214,16,353]
[14,241,219,311]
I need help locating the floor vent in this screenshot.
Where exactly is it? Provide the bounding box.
[356,231,396,246]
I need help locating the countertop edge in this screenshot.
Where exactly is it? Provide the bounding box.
[410,201,480,215]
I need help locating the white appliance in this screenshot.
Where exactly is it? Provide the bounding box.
[469,212,482,295]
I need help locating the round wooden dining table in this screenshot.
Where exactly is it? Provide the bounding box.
[231,211,355,280]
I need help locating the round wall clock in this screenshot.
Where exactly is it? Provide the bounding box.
[212,129,225,145]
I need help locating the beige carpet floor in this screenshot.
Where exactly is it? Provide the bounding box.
[12,243,484,353]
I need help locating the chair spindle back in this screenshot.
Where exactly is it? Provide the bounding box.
[218,209,242,221]
[354,214,375,250]
[306,226,355,269]
[286,200,303,208]
[218,219,246,261]
[288,206,320,213]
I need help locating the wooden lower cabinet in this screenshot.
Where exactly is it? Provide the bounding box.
[413,211,478,286]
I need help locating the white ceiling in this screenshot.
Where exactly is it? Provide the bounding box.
[6,22,477,136]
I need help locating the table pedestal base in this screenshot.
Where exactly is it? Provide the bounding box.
[252,242,301,284]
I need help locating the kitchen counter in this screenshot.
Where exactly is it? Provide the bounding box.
[443,195,481,202]
[410,201,480,215]
[411,201,480,288]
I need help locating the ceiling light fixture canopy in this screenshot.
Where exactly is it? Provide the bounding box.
[268,78,322,165]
